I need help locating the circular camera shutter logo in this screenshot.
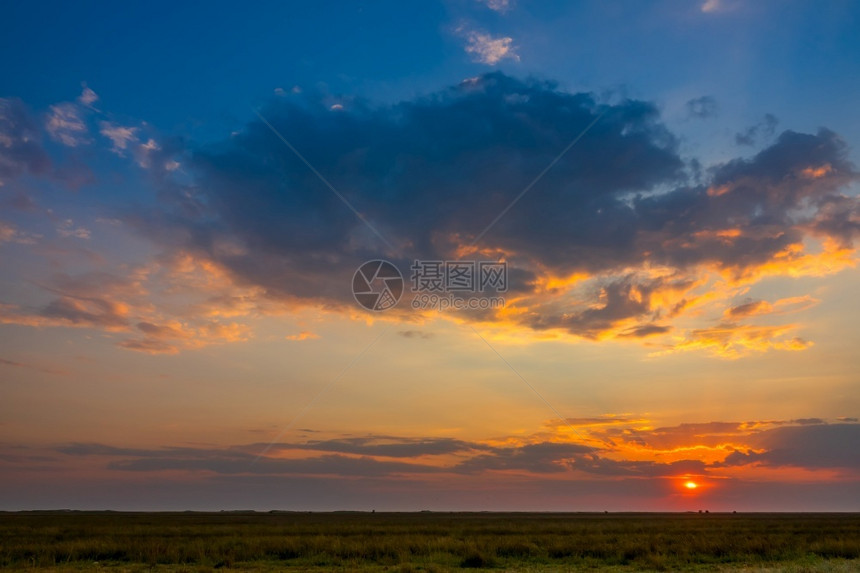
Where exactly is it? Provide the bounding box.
[352,260,404,311]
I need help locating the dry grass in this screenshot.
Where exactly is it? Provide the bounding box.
[1,511,858,571]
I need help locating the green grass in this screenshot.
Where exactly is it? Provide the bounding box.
[0,511,858,571]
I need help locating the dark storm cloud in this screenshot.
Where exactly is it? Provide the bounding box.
[809,193,860,247]
[54,438,611,477]
[129,73,858,337]
[51,421,860,479]
[791,417,825,425]
[290,436,479,457]
[716,423,860,470]
[454,441,593,474]
[56,443,254,458]
[570,456,707,478]
[58,437,664,477]
[134,73,682,299]
[633,128,859,273]
[518,274,694,338]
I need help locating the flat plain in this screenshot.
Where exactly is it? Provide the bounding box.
[1,511,858,572]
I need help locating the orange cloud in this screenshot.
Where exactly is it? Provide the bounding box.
[655,323,812,359]
[285,331,320,341]
[721,238,856,284]
[120,320,253,355]
[0,297,129,331]
[724,295,818,319]
[800,164,833,179]
[0,252,265,354]
[50,418,858,485]
[725,299,773,319]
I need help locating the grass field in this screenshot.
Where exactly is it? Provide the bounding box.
[1,511,858,572]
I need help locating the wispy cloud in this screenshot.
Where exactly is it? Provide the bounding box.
[736,113,779,146]
[77,85,98,107]
[398,330,434,339]
[0,98,51,184]
[99,121,138,153]
[463,30,519,65]
[0,221,41,244]
[57,219,91,240]
[685,95,718,119]
[0,357,68,375]
[477,0,513,14]
[701,0,722,12]
[45,103,89,147]
[724,295,818,319]
[285,330,320,341]
[700,0,740,14]
[0,256,261,354]
[656,323,812,359]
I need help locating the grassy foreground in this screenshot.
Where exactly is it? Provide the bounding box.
[1,511,858,571]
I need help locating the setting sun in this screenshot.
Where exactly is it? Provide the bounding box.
[685,481,698,490]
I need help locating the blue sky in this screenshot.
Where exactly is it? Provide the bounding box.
[5,0,858,147]
[1,0,860,511]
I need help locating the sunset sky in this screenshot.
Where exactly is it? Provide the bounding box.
[2,0,859,511]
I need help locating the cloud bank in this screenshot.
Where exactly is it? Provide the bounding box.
[124,73,859,353]
[2,73,858,355]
